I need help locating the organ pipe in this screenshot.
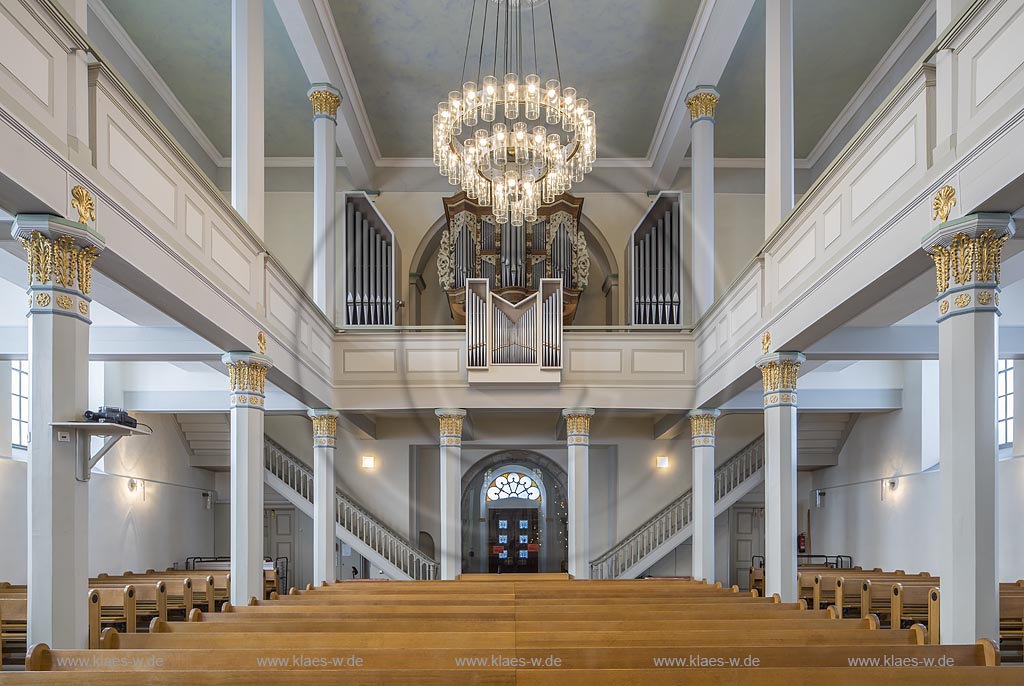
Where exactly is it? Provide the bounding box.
[630,194,681,325]
[343,193,398,326]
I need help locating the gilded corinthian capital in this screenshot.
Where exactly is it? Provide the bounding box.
[222,352,274,409]
[308,84,341,119]
[685,86,720,122]
[11,215,106,296]
[755,352,805,409]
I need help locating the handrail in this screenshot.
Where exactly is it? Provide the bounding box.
[264,438,438,580]
[589,435,765,579]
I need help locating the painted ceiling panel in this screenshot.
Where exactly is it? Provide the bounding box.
[329,0,701,159]
[714,0,928,159]
[102,0,315,158]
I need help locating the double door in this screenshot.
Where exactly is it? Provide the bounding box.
[487,508,539,573]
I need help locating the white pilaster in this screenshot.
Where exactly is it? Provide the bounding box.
[933,0,972,160]
[436,408,466,580]
[309,409,338,585]
[57,0,90,165]
[764,0,794,236]
[563,408,595,579]
[689,409,720,582]
[14,212,105,649]
[308,85,340,319]
[686,87,719,318]
[756,348,803,602]
[223,351,273,604]
[231,0,264,238]
[922,212,1014,644]
[0,362,11,458]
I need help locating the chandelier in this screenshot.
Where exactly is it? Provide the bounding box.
[432,0,596,226]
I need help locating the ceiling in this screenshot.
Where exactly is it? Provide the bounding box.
[97,0,929,166]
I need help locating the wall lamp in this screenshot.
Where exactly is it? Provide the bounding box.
[656,455,669,470]
[361,455,375,469]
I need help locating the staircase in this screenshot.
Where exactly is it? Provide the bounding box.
[590,436,766,579]
[264,438,438,580]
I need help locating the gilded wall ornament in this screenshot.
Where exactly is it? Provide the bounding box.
[71,185,96,225]
[761,331,771,354]
[79,301,89,315]
[686,91,719,121]
[257,331,267,355]
[954,293,971,309]
[56,295,73,310]
[932,185,956,222]
[939,300,949,315]
[978,291,993,306]
[35,292,50,307]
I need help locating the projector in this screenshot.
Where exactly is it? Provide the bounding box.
[83,406,137,428]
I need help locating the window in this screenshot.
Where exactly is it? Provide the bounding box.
[11,360,29,448]
[998,359,1013,446]
[485,472,541,502]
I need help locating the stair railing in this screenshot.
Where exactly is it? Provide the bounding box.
[264,438,439,579]
[590,435,765,579]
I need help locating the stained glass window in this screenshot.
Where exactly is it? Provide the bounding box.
[485,472,541,501]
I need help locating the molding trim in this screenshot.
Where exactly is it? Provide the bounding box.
[88,0,226,167]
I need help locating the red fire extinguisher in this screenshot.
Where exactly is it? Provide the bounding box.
[798,533,807,554]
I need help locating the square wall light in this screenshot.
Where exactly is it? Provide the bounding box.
[656,455,669,469]
[361,455,375,469]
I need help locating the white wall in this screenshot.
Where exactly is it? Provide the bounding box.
[0,413,216,583]
[811,361,1024,581]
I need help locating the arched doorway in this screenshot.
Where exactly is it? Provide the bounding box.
[461,450,568,574]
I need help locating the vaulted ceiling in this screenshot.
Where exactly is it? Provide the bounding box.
[95,0,929,167]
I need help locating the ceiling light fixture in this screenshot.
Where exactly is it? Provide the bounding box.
[433,0,596,226]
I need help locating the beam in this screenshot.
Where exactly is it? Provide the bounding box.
[654,413,687,440]
[806,325,1024,360]
[720,388,902,412]
[272,0,375,188]
[337,411,376,440]
[0,326,222,360]
[650,0,756,188]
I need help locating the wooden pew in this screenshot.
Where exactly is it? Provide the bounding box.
[87,587,136,650]
[0,597,27,666]
[1000,591,1024,660]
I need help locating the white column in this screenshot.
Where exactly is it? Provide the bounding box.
[309,409,338,585]
[756,347,803,602]
[922,211,1014,644]
[764,0,794,237]
[14,212,105,648]
[231,0,264,238]
[563,408,595,579]
[436,409,466,580]
[223,351,273,604]
[933,0,972,161]
[689,409,720,582]
[686,87,719,318]
[57,0,90,165]
[308,85,340,319]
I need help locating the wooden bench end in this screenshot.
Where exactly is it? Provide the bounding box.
[188,608,202,622]
[98,627,118,650]
[24,642,49,671]
[977,637,1000,666]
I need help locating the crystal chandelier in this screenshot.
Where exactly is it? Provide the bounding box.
[432,0,596,226]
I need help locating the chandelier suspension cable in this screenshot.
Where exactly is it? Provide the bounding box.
[548,0,561,86]
[477,0,488,85]
[461,0,478,88]
[531,1,538,76]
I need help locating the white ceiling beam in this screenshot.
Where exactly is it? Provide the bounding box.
[649,0,756,189]
[806,325,1024,360]
[338,412,376,440]
[719,388,902,413]
[0,326,221,361]
[272,0,376,188]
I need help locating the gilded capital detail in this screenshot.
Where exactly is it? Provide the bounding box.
[563,408,595,446]
[756,352,805,409]
[921,214,1015,322]
[19,231,99,294]
[309,411,339,448]
[222,352,273,410]
[436,409,466,447]
[686,91,719,122]
[309,89,341,119]
[71,185,96,225]
[932,185,956,223]
[689,409,720,448]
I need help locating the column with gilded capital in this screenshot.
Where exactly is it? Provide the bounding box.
[436,409,466,579]
[308,84,340,319]
[922,206,1014,643]
[309,409,339,585]
[756,339,803,602]
[686,87,719,318]
[689,409,720,582]
[14,206,104,649]
[222,350,273,604]
[563,408,595,578]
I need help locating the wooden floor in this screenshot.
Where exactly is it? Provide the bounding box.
[1,578,1019,684]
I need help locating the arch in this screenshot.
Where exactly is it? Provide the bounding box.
[409,206,620,325]
[461,449,568,574]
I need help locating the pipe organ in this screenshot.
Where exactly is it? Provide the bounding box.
[628,192,682,325]
[465,278,563,383]
[438,193,588,326]
[343,193,400,326]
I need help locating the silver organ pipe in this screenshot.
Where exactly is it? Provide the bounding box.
[466,278,562,371]
[630,193,681,325]
[343,194,398,326]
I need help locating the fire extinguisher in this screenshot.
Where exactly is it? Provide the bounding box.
[797,533,807,554]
